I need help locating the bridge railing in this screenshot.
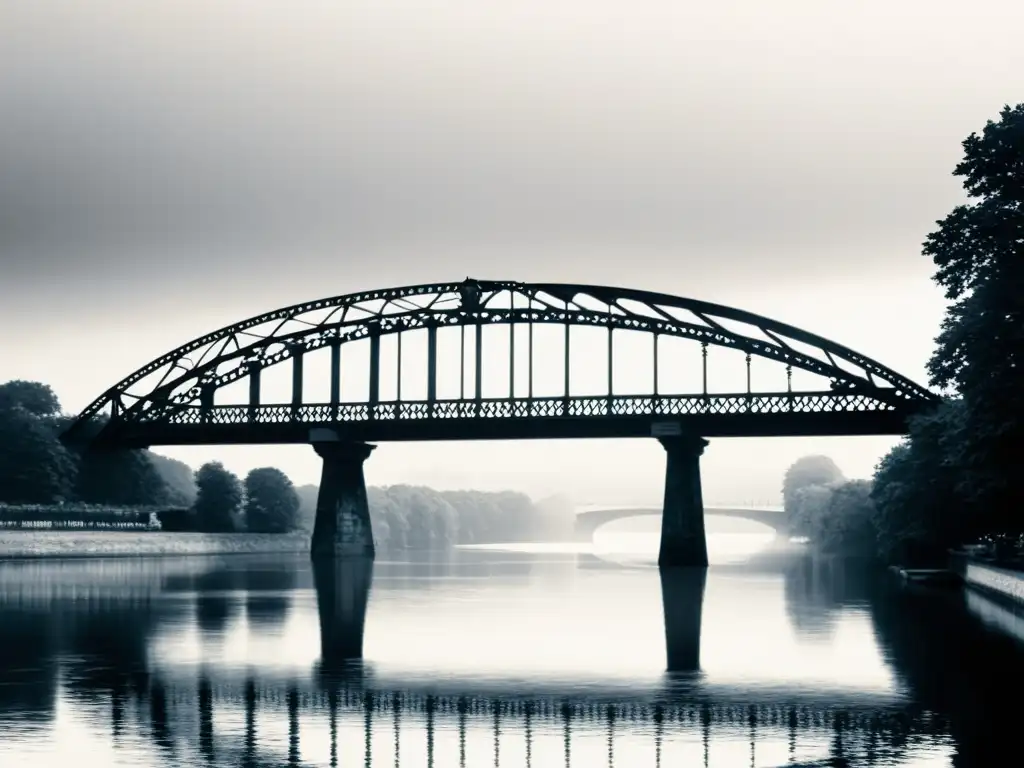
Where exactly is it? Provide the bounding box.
[144,392,895,426]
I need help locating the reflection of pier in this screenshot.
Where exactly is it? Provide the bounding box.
[0,553,980,767]
[313,556,711,675]
[661,568,707,672]
[314,557,374,670]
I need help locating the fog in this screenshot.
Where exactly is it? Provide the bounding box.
[3,1,1020,503]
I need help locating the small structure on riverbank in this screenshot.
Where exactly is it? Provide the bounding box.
[891,566,961,587]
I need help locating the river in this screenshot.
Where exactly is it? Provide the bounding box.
[0,530,1020,767]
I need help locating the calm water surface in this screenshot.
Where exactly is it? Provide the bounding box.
[1,532,1021,767]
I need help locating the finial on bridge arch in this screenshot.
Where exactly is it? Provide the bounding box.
[459,277,482,310]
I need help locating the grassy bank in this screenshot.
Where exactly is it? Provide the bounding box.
[0,530,311,559]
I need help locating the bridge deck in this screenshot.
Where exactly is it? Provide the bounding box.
[93,393,912,448]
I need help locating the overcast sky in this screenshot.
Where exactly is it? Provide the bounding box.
[2,2,1020,505]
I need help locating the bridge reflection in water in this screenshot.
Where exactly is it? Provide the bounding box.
[2,551,995,766]
[122,675,938,768]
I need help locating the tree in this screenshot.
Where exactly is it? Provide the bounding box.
[788,484,834,538]
[814,480,877,556]
[193,462,243,533]
[782,455,844,533]
[244,467,301,533]
[75,449,170,506]
[294,484,319,532]
[922,103,1024,531]
[871,400,968,564]
[0,406,77,503]
[0,380,61,418]
[146,452,198,506]
[384,485,459,550]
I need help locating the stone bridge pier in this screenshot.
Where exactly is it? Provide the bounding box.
[658,435,710,568]
[310,435,376,559]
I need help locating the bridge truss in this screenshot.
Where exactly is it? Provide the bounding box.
[63,279,938,447]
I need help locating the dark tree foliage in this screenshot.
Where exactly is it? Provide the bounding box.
[75,450,170,506]
[787,485,834,540]
[382,485,460,549]
[294,484,319,531]
[782,455,844,533]
[871,400,970,564]
[244,467,301,533]
[0,380,61,418]
[0,406,77,503]
[145,452,198,506]
[816,480,877,556]
[297,482,569,550]
[193,462,243,533]
[922,103,1024,529]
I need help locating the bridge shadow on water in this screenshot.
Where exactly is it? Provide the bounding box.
[0,550,1020,766]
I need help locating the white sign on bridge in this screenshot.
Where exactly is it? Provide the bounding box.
[650,421,682,437]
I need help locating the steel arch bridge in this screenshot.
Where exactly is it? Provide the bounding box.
[63,278,937,448]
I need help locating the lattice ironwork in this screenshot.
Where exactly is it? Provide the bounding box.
[155,392,897,428]
[62,278,938,446]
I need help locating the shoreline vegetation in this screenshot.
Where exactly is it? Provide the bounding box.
[0,378,577,553]
[778,105,1023,571]
[0,530,311,559]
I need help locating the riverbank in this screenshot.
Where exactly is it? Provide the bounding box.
[950,550,1024,607]
[0,530,311,559]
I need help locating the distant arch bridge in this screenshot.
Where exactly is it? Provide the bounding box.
[574,504,787,541]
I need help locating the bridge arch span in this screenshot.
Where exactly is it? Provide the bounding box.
[63,278,937,447]
[60,278,935,564]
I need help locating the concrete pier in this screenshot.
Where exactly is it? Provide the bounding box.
[657,436,710,568]
[310,441,376,559]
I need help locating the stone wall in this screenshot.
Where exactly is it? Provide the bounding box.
[964,561,1024,604]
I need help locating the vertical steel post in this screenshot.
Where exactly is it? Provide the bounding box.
[607,322,614,414]
[528,319,534,402]
[369,333,380,416]
[509,320,516,400]
[396,330,403,403]
[330,338,341,420]
[475,321,483,415]
[427,325,437,414]
[701,342,708,396]
[248,362,261,422]
[200,381,214,423]
[292,345,304,413]
[653,333,660,403]
[563,308,571,412]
